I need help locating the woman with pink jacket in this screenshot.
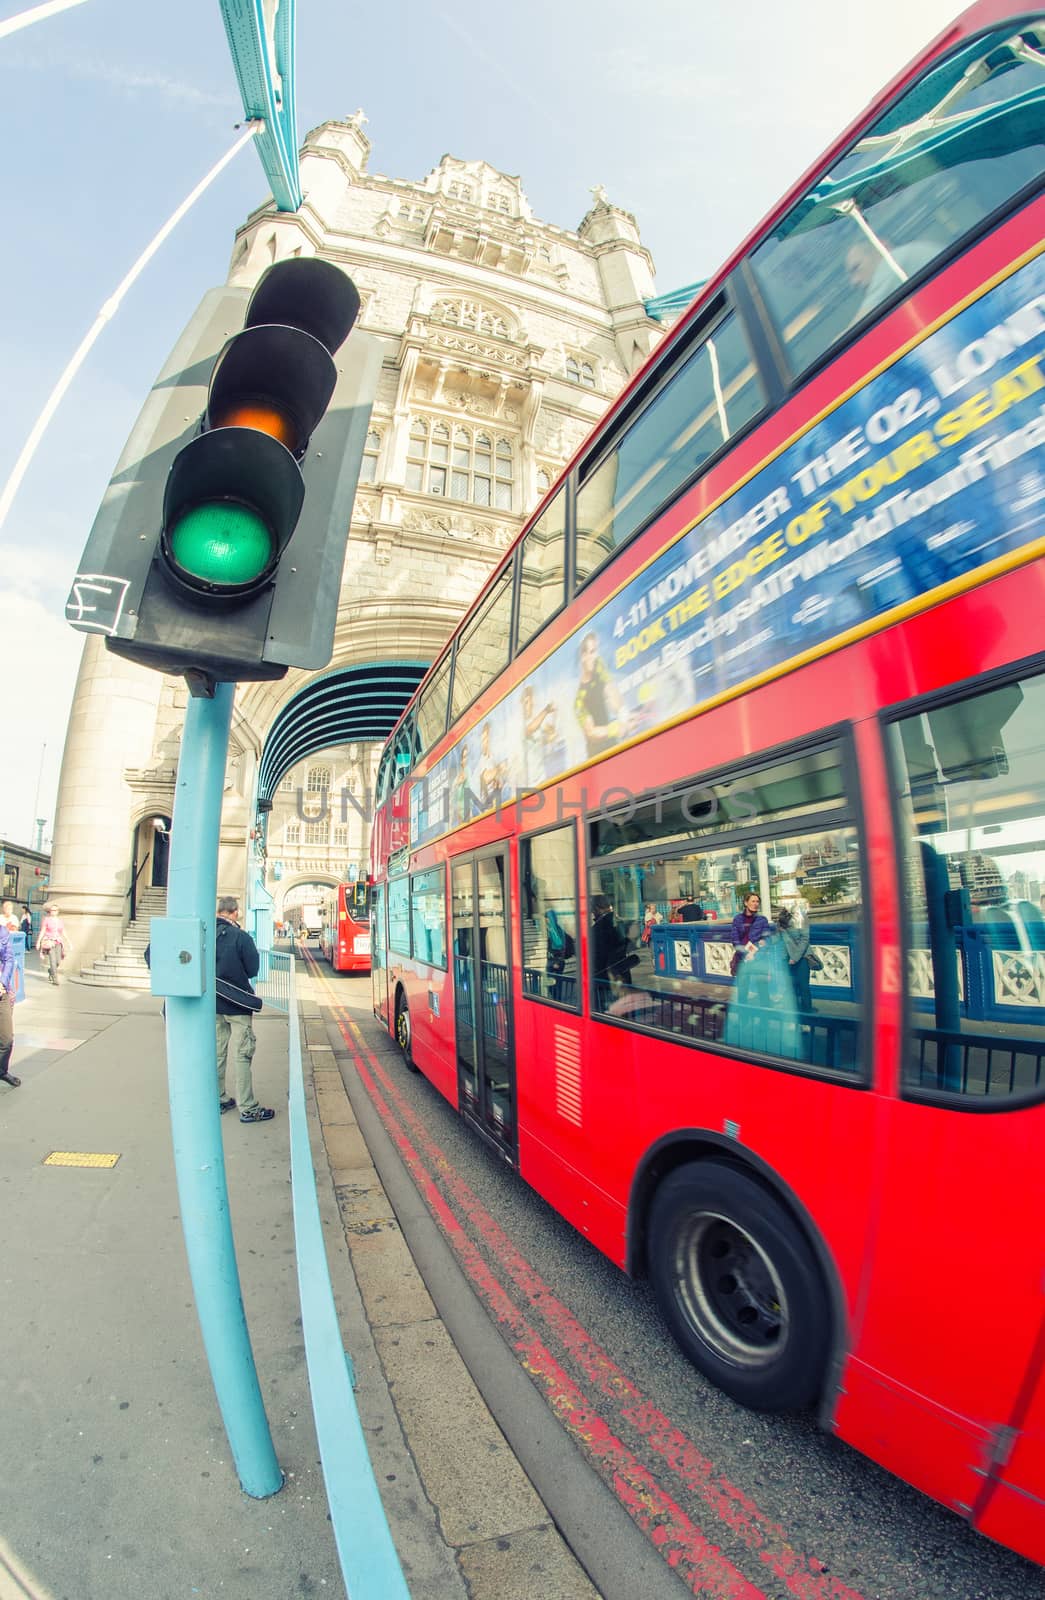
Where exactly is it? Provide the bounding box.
[37,903,70,986]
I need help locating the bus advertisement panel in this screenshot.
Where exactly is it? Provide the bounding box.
[411,250,1045,849]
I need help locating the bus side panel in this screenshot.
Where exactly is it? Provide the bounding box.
[975,1388,1045,1566]
[637,1049,880,1340]
[514,1002,632,1264]
[834,1101,1045,1519]
[401,963,459,1110]
[515,1005,880,1311]
[974,1480,1045,1569]
[833,1361,994,1519]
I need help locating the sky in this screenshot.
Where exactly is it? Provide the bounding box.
[0,0,962,850]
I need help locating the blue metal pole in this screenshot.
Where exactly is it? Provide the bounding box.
[160,681,283,1498]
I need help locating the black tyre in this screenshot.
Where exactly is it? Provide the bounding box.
[394,991,419,1072]
[648,1160,829,1411]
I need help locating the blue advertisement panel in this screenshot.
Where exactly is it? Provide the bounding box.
[412,252,1045,847]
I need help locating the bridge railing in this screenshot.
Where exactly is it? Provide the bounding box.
[255,946,291,1013]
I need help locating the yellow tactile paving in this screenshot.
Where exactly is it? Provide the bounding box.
[43,1151,121,1169]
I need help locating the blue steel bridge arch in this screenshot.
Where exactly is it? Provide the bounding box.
[257,662,428,803]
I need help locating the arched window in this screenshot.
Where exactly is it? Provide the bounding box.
[306,766,331,793]
[536,468,552,497]
[304,820,327,846]
[406,420,514,510]
[488,192,511,214]
[431,299,512,340]
[359,428,382,485]
[279,774,294,792]
[447,181,472,201]
[285,820,301,845]
[333,824,350,848]
[565,355,597,388]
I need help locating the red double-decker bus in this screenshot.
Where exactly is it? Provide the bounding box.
[369,2,1045,1562]
[320,880,372,972]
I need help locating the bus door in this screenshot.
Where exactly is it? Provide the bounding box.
[451,848,516,1162]
[371,883,389,1025]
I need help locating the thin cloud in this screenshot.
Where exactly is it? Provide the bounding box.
[432,9,573,139]
[9,45,237,109]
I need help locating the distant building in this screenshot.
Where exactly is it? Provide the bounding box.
[0,839,51,912]
[264,743,380,918]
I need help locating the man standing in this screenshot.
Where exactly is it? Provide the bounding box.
[215,897,274,1124]
[0,922,21,1088]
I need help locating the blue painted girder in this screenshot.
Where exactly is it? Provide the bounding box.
[220,0,302,212]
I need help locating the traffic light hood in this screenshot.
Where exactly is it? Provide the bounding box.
[245,257,360,354]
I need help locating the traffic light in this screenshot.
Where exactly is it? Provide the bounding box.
[67,258,381,691]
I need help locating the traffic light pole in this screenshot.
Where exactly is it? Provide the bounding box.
[153,681,283,1499]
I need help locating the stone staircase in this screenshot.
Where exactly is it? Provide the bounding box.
[78,886,167,989]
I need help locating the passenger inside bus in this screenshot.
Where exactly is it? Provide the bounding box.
[588,746,864,1071]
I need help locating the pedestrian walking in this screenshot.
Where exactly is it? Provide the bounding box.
[37,903,70,985]
[215,896,274,1124]
[0,923,21,1088]
[1,901,19,933]
[20,906,33,950]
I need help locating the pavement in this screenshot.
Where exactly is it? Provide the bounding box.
[0,947,597,1600]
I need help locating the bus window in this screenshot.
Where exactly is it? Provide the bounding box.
[449,566,514,723]
[520,824,580,1008]
[516,489,567,655]
[371,885,385,974]
[751,21,1045,378]
[410,866,447,968]
[890,667,1045,1102]
[416,659,452,756]
[589,745,848,860]
[575,311,762,587]
[388,876,411,956]
[588,745,864,1074]
[392,715,418,790]
[375,747,394,806]
[348,880,371,918]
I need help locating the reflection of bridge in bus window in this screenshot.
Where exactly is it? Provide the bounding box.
[750,20,1045,380]
[574,312,761,585]
[892,664,1045,1096]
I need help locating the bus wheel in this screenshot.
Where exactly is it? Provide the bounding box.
[394,992,418,1072]
[648,1160,828,1411]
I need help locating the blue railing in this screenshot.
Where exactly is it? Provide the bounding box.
[256,948,292,1014]
[285,961,409,1596]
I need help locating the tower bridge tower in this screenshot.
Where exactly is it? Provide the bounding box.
[50,118,663,965]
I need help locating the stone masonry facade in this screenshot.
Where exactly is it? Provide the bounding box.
[50,115,663,963]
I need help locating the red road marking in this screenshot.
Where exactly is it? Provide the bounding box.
[310,958,868,1600]
[347,1035,764,1599]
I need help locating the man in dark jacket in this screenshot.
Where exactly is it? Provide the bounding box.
[215,897,274,1124]
[590,895,633,984]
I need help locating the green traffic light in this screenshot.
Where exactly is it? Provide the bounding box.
[168,501,274,588]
